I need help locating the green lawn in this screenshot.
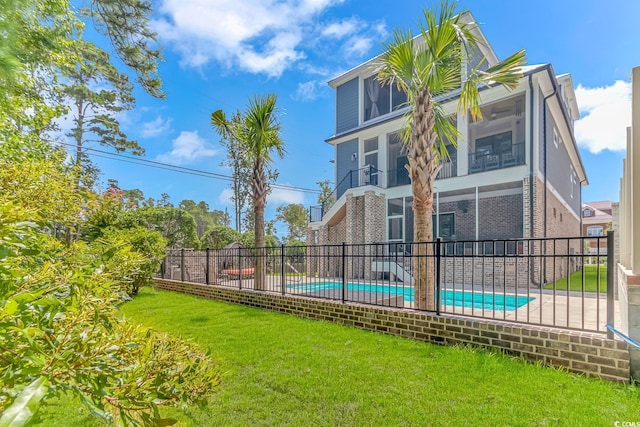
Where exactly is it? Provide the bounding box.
[39,287,639,426]
[544,265,608,293]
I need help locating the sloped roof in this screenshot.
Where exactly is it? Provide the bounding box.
[582,201,613,221]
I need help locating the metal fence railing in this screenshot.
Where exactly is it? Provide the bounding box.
[157,232,614,334]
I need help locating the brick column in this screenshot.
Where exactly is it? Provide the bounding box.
[363,191,386,279]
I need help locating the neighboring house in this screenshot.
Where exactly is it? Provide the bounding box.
[306,12,586,282]
[582,201,613,255]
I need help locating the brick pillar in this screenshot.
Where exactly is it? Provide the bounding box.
[363,191,385,279]
[344,194,356,279]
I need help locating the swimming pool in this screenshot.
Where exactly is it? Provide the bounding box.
[287,282,534,311]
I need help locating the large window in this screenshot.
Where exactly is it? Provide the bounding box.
[364,76,407,121]
[387,197,413,243]
[587,226,604,237]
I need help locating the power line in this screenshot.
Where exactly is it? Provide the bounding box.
[88,152,233,182]
[54,141,322,194]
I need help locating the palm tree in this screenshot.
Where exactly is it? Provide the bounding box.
[211,94,285,290]
[377,1,526,310]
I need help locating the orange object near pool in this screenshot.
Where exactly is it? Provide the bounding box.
[221,268,254,276]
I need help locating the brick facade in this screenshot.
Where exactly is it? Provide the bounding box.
[154,278,630,382]
[308,190,386,280]
[524,176,582,285]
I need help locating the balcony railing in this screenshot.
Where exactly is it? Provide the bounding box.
[387,158,457,188]
[469,143,525,174]
[309,165,380,223]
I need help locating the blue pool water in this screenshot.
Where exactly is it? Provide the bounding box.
[287,282,533,312]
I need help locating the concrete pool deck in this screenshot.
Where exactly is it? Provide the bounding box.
[214,275,619,333]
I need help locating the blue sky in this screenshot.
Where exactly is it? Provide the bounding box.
[75,0,639,236]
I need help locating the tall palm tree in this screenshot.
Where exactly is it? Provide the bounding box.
[377,1,526,310]
[211,94,285,290]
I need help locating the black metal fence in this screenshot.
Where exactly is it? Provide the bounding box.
[157,232,614,333]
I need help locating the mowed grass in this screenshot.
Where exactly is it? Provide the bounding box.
[39,287,639,426]
[544,265,608,293]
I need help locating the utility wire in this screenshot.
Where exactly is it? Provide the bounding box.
[54,141,322,194]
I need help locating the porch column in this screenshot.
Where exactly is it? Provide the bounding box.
[457,109,469,177]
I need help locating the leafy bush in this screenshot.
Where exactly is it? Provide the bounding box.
[93,226,167,296]
[0,203,218,426]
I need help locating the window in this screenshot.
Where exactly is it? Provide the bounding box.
[364,137,378,153]
[570,165,575,198]
[364,75,407,121]
[388,198,404,241]
[387,196,413,243]
[475,131,512,155]
[587,226,604,237]
[388,198,403,216]
[363,137,379,185]
[388,218,403,240]
[584,209,592,217]
[432,213,455,240]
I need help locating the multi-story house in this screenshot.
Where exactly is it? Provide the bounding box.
[307,12,586,282]
[582,201,613,255]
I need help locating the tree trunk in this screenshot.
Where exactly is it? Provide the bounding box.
[252,159,268,290]
[409,86,439,311]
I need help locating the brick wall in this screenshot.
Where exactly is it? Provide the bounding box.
[154,278,630,382]
[534,176,582,284]
[478,193,524,240]
[442,257,531,287]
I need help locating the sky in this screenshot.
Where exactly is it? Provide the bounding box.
[74,0,639,236]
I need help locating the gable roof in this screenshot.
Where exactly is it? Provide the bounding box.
[328,11,497,88]
[582,201,613,222]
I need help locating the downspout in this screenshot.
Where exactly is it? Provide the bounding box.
[528,74,536,286]
[528,75,534,240]
[541,71,558,287]
[542,74,558,239]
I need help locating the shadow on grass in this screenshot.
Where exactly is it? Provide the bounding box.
[190,315,210,323]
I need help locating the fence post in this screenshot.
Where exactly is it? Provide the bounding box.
[342,242,347,304]
[607,230,615,339]
[281,244,286,295]
[436,237,442,315]
[238,247,242,290]
[205,248,210,285]
[180,249,185,282]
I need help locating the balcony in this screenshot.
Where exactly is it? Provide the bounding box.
[387,157,457,188]
[468,143,525,174]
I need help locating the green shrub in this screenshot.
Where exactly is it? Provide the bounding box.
[0,203,218,426]
[93,226,167,296]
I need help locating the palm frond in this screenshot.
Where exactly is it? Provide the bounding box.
[432,102,458,162]
[458,78,481,121]
[470,48,527,90]
[377,28,414,93]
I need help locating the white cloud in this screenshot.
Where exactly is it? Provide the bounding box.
[344,35,374,58]
[292,80,326,101]
[575,80,631,153]
[139,116,172,138]
[156,131,218,164]
[153,0,385,78]
[322,18,360,39]
[268,185,305,205]
[218,188,234,206]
